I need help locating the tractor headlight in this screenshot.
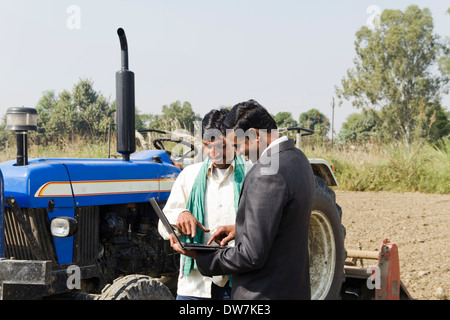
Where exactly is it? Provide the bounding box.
[5,107,38,131]
[50,217,78,237]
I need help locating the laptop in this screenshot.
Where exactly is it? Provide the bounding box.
[149,197,226,251]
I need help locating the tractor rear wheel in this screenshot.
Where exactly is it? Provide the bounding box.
[309,176,346,300]
[96,274,174,300]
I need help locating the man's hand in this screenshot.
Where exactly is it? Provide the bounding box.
[207,225,236,246]
[177,210,210,238]
[169,234,197,259]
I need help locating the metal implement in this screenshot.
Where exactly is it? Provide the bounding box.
[343,239,413,300]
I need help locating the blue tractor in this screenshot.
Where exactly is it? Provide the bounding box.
[0,29,184,299]
[0,29,346,300]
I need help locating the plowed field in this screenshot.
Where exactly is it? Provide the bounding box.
[336,190,449,300]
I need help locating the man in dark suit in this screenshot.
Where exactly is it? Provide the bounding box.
[169,100,315,299]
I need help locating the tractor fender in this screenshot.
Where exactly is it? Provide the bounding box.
[308,158,339,188]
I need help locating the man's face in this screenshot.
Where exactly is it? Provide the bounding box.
[226,129,259,163]
[202,136,234,169]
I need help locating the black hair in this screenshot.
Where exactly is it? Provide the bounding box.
[202,108,229,141]
[223,99,277,132]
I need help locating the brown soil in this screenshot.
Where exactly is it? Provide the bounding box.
[336,190,450,300]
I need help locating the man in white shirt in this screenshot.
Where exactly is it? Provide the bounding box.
[158,108,251,300]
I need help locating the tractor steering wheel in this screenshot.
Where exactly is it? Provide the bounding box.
[152,137,198,162]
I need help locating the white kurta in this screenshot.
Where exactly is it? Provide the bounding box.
[158,160,252,298]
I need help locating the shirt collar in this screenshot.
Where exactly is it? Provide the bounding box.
[260,135,288,159]
[206,158,236,177]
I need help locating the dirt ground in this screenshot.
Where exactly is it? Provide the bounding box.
[335,190,449,300]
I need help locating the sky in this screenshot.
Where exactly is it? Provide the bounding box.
[0,0,449,137]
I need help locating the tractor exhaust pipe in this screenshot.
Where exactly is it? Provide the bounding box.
[115,28,135,161]
[118,28,129,70]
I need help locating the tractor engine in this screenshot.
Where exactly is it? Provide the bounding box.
[97,202,178,282]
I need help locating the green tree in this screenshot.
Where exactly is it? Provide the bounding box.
[430,107,450,141]
[73,79,112,139]
[35,78,114,145]
[338,110,382,144]
[438,8,450,76]
[35,90,57,140]
[36,90,76,145]
[136,101,201,134]
[135,108,153,130]
[414,103,450,141]
[273,111,298,140]
[298,108,330,146]
[160,101,201,133]
[338,113,364,144]
[274,112,298,128]
[298,108,330,136]
[335,5,449,149]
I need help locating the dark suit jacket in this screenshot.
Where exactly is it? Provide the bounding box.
[196,139,315,299]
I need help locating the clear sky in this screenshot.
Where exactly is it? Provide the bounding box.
[0,0,449,136]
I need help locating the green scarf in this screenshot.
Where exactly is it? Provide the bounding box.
[182,154,245,277]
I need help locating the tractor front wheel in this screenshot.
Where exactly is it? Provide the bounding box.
[96,274,174,300]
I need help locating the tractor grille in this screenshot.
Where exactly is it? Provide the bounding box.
[4,207,57,262]
[73,206,99,263]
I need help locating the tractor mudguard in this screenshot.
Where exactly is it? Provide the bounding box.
[309,158,339,187]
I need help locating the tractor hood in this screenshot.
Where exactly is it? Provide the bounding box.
[0,150,180,209]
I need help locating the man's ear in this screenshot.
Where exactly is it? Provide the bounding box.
[249,128,260,142]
